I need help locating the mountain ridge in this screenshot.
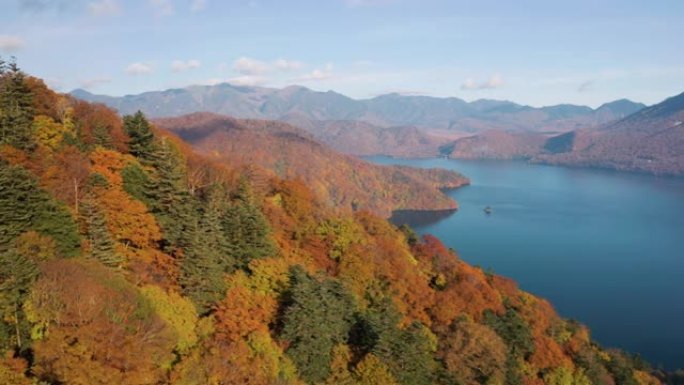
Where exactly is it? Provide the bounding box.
[444,91,684,175]
[71,84,646,133]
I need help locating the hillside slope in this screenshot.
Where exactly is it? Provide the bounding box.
[154,112,467,217]
[282,118,452,157]
[535,92,684,175]
[444,92,684,175]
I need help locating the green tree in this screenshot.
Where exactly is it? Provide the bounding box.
[222,180,275,269]
[483,304,535,385]
[0,57,35,151]
[352,294,437,385]
[0,249,39,352]
[121,162,151,205]
[483,305,535,358]
[0,163,80,257]
[123,111,155,161]
[80,198,122,268]
[280,266,357,384]
[145,137,196,254]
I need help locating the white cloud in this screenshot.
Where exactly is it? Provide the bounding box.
[88,0,120,16]
[44,77,65,91]
[126,62,154,75]
[172,59,201,72]
[190,0,206,12]
[274,58,303,71]
[233,57,270,75]
[0,35,25,52]
[461,73,504,90]
[80,77,112,89]
[149,0,174,16]
[226,75,269,86]
[297,63,335,82]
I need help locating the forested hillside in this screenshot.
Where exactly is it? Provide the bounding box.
[0,58,666,384]
[154,112,467,217]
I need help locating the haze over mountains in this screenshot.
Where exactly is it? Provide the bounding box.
[72,83,644,134]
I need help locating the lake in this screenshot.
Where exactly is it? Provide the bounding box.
[367,156,684,369]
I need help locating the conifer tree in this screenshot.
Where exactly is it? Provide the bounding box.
[123,111,155,161]
[0,162,80,257]
[0,58,35,151]
[81,198,122,268]
[222,180,275,269]
[353,294,437,385]
[121,162,151,205]
[180,216,226,315]
[280,266,356,384]
[145,137,196,254]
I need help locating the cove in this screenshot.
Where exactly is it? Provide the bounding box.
[366,156,684,369]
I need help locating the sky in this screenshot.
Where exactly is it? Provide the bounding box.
[1,0,683,108]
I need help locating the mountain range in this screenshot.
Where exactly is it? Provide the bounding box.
[71,86,644,132]
[446,92,684,175]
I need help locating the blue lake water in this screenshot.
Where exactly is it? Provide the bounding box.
[367,156,684,369]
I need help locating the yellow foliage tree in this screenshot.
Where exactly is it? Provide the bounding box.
[353,353,398,385]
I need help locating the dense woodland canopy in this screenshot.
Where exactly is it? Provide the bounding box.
[0,57,677,384]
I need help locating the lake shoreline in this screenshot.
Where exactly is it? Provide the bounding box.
[366,155,684,370]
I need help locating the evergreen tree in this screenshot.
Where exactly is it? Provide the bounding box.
[0,249,39,352]
[179,215,226,315]
[121,162,151,205]
[123,111,155,161]
[81,198,122,268]
[145,137,196,254]
[0,162,80,257]
[353,294,437,385]
[484,304,536,385]
[483,305,535,358]
[0,58,35,151]
[222,180,276,269]
[280,266,357,384]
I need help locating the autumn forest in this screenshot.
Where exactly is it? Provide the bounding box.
[0,57,674,385]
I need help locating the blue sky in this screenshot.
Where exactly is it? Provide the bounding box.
[1,0,683,107]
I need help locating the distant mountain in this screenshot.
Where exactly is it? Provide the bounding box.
[279,119,452,157]
[445,92,683,175]
[154,112,469,217]
[536,92,684,175]
[444,130,550,160]
[71,85,644,135]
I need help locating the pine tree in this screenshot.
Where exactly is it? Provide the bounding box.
[280,266,357,383]
[353,294,437,385]
[180,216,226,315]
[179,185,241,314]
[145,137,196,254]
[121,162,151,205]
[0,58,35,151]
[123,111,155,161]
[81,198,122,268]
[222,180,275,269]
[0,162,81,257]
